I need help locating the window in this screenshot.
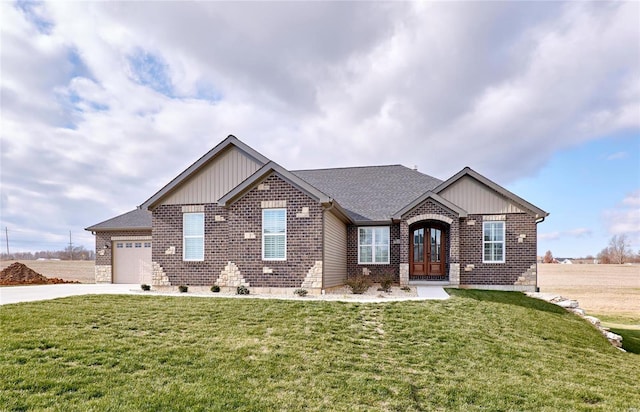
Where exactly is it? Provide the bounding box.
[262,209,286,260]
[144,242,151,248]
[135,242,142,248]
[183,213,204,261]
[125,243,132,248]
[358,227,390,264]
[483,221,505,263]
[116,243,123,248]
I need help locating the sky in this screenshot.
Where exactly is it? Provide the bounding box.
[1,1,638,258]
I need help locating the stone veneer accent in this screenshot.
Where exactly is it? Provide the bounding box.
[449,263,460,285]
[152,262,170,285]
[514,263,537,287]
[95,265,112,283]
[301,261,323,289]
[216,261,250,287]
[399,263,409,286]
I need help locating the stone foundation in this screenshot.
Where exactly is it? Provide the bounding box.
[301,261,323,288]
[95,265,112,283]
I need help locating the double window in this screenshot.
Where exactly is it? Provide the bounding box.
[483,221,505,263]
[263,209,286,260]
[183,212,204,261]
[358,227,390,264]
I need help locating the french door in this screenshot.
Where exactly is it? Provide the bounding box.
[410,224,446,277]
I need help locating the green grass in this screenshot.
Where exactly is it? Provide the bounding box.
[1,291,639,411]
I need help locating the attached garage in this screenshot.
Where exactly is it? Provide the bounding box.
[113,240,152,284]
[85,208,153,284]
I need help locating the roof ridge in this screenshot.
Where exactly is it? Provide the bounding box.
[292,164,407,172]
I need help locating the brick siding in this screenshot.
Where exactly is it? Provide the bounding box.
[459,213,537,285]
[347,224,400,281]
[152,173,323,287]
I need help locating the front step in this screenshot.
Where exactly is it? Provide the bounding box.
[409,281,450,286]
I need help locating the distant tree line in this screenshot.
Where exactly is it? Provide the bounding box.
[543,234,639,264]
[0,245,94,261]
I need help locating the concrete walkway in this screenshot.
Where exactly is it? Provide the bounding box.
[416,286,450,300]
[0,284,138,306]
[1,284,450,305]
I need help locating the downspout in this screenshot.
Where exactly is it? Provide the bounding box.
[534,215,546,292]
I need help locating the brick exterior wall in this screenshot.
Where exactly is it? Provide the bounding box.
[152,204,228,286]
[152,173,323,287]
[94,230,152,265]
[347,224,400,281]
[459,213,537,285]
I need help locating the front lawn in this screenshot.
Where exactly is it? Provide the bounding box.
[1,290,638,411]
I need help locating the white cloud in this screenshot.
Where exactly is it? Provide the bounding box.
[606,151,628,161]
[0,1,638,251]
[603,191,640,247]
[539,228,592,241]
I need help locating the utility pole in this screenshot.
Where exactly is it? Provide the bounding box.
[69,231,73,260]
[5,227,9,256]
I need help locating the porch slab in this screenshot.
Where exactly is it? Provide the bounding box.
[416,286,450,300]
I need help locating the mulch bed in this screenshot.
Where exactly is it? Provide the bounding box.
[0,262,79,285]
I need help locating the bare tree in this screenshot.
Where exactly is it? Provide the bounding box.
[543,250,554,263]
[607,234,632,264]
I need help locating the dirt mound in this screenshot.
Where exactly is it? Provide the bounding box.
[0,262,79,285]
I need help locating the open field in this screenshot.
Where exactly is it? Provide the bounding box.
[538,264,640,323]
[0,260,94,284]
[1,291,638,411]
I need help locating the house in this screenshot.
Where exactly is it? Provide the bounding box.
[86,135,548,292]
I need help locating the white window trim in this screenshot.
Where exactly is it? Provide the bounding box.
[483,221,505,263]
[358,226,390,265]
[183,212,204,262]
[262,208,287,261]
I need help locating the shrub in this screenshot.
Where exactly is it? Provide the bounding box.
[294,288,308,297]
[140,284,151,291]
[378,275,394,293]
[210,285,221,293]
[346,275,373,294]
[401,286,411,292]
[237,285,250,295]
[178,285,188,293]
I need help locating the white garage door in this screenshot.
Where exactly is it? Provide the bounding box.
[113,241,152,284]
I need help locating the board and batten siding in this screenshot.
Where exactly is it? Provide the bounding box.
[161,147,262,205]
[439,175,524,214]
[323,210,347,288]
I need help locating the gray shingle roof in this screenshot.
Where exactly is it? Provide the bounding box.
[292,165,442,222]
[85,208,152,232]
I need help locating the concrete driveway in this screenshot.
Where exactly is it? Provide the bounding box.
[0,284,139,305]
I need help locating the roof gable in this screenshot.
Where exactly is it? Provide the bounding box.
[436,167,549,218]
[218,161,332,207]
[141,135,269,210]
[393,191,468,219]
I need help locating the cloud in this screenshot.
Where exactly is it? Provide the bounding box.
[603,191,640,247]
[606,151,628,161]
[539,228,592,241]
[1,1,638,251]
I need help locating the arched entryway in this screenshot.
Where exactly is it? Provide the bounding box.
[409,221,448,280]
